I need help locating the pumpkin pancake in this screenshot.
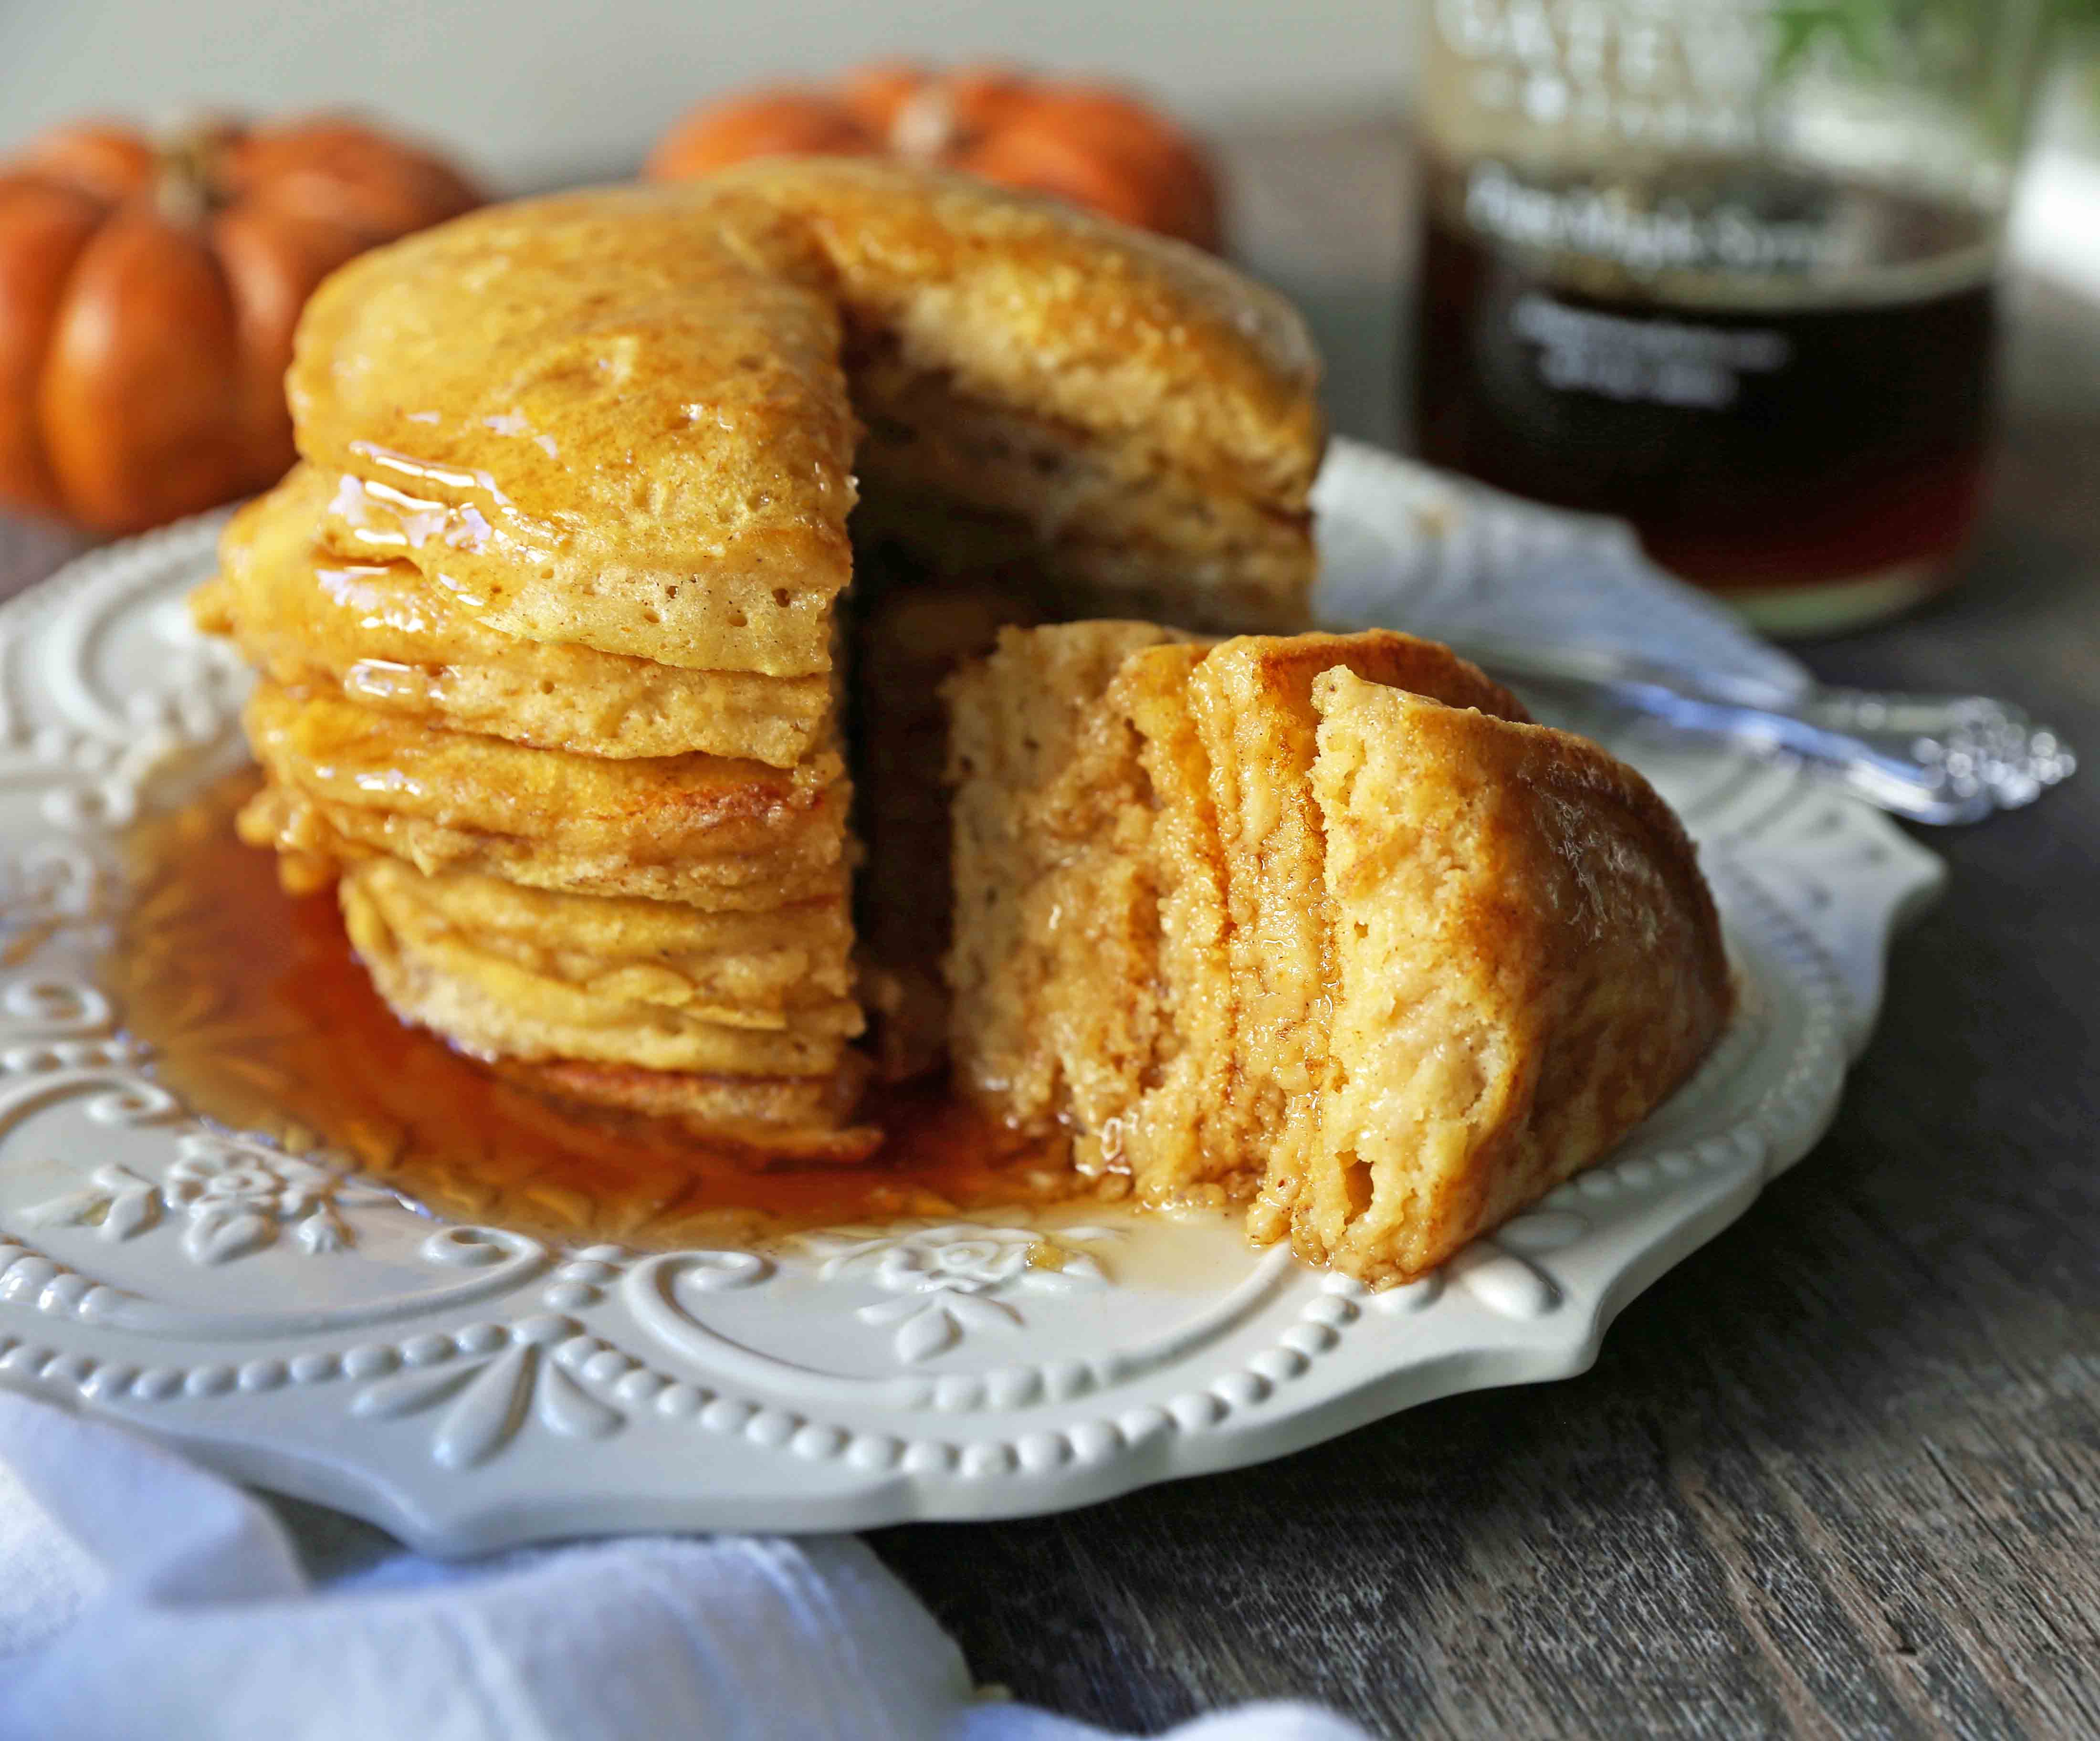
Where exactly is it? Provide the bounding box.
[1277,668,1732,1280]
[204,159,1326,1156]
[341,862,861,1076]
[234,778,853,910]
[345,869,877,1160]
[945,624,1731,1284]
[195,470,832,766]
[345,857,856,1025]
[291,159,1320,676]
[240,682,850,902]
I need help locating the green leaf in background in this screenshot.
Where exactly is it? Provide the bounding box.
[1769,0,2095,147]
[1775,0,2100,73]
[1771,1,1879,73]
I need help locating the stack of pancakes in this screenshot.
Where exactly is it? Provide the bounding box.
[197,465,870,1155]
[196,160,1324,1154]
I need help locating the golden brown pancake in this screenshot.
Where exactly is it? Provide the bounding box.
[240,682,851,902]
[195,471,833,766]
[294,193,856,677]
[341,864,860,1076]
[235,777,855,910]
[945,624,1731,1284]
[493,1057,879,1163]
[336,848,872,1157]
[345,856,856,1025]
[1275,667,1732,1280]
[289,160,1322,675]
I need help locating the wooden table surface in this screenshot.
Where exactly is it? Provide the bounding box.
[3,123,2095,1740]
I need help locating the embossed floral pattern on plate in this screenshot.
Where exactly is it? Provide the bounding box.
[797,1224,1119,1362]
[24,1133,399,1266]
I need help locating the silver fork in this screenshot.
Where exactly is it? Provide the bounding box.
[1451,637,2078,826]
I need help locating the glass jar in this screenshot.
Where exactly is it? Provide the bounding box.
[1409,0,2055,635]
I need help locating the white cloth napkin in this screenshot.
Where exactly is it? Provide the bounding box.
[1309,442,1809,701]
[0,1394,1368,1741]
[0,446,1793,1741]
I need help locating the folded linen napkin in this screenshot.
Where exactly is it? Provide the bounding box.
[1309,441,1809,699]
[0,1395,1368,1741]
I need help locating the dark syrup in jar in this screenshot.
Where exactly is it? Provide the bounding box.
[1412,158,1998,610]
[104,771,1102,1249]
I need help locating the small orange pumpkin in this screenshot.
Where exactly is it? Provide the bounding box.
[0,114,482,534]
[647,62,1223,252]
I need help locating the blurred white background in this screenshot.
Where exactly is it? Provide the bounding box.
[0,0,1407,189]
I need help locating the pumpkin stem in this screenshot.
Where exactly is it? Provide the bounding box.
[889,87,959,163]
[151,113,241,225]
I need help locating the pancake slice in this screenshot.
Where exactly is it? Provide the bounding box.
[1293,668,1732,1281]
[1183,634,1535,1213]
[944,624,1731,1283]
[943,621,1198,1174]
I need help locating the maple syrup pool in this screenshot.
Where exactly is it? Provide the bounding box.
[100,770,1118,1250]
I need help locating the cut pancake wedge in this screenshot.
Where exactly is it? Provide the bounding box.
[945,624,1732,1282]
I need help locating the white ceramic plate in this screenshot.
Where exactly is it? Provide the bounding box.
[0,443,1943,1551]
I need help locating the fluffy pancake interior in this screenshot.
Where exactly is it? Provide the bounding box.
[1292,668,1732,1280]
[944,624,1729,1281]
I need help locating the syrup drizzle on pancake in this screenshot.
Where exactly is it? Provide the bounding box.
[102,770,1110,1249]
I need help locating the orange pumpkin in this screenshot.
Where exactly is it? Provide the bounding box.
[647,62,1223,252]
[0,114,482,534]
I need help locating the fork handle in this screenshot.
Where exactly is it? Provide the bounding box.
[1595,681,1994,824]
[1581,678,2074,825]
